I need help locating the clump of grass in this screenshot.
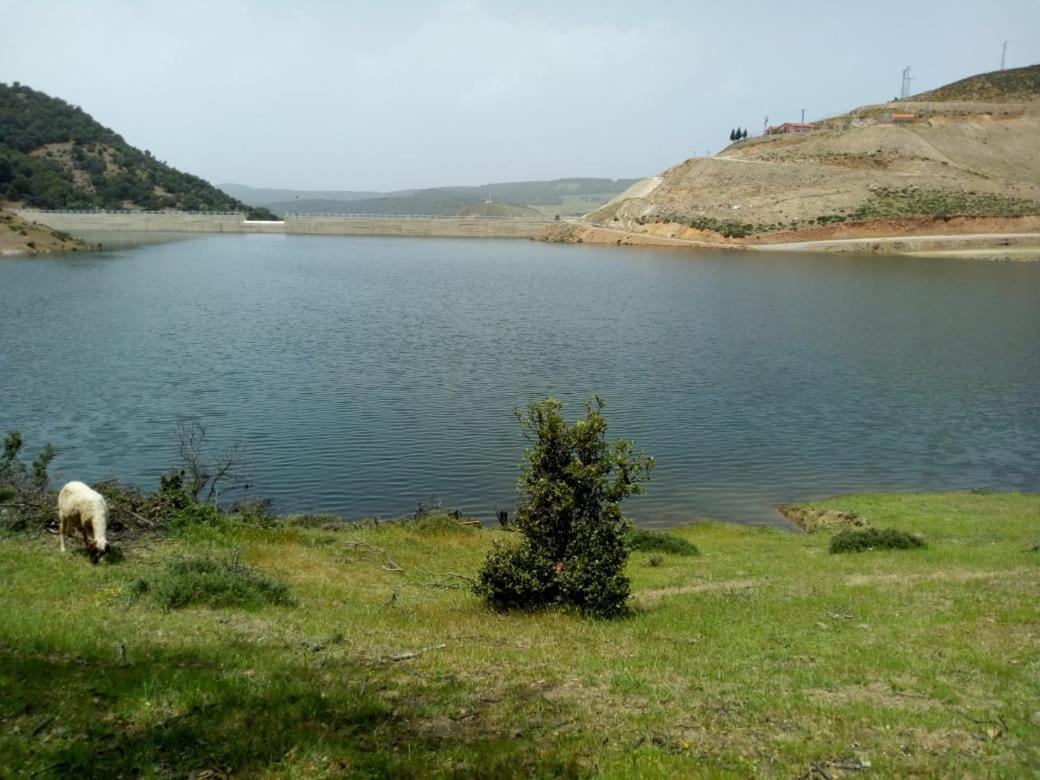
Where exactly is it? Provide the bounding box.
[150,553,294,609]
[627,527,699,556]
[829,527,926,554]
[404,513,478,535]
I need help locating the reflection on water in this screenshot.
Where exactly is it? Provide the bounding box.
[1,235,1038,526]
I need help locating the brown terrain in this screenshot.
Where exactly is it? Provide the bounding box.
[0,208,90,256]
[544,65,1040,258]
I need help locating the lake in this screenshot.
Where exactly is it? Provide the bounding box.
[2,234,1038,527]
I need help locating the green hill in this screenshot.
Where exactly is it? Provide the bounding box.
[912,63,1040,102]
[231,178,639,217]
[0,83,274,218]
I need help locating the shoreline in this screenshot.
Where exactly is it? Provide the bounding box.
[539,218,1040,260]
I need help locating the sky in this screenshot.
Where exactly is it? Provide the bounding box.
[2,0,1039,191]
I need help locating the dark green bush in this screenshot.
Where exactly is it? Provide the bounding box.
[475,397,653,618]
[627,527,699,556]
[151,553,293,609]
[166,502,225,530]
[0,430,57,531]
[829,527,926,554]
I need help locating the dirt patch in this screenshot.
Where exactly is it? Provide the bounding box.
[844,568,1035,587]
[808,681,938,712]
[779,506,867,533]
[636,578,763,603]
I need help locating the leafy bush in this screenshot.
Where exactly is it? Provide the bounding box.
[829,527,926,554]
[475,397,653,618]
[166,502,226,530]
[0,430,57,531]
[627,527,699,556]
[151,553,293,609]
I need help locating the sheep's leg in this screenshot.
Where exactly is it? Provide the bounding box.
[59,514,67,553]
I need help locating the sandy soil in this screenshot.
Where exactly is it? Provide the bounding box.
[0,208,91,256]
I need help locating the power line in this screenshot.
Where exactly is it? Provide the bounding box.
[900,66,914,99]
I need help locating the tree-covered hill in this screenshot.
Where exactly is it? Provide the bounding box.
[0,83,274,218]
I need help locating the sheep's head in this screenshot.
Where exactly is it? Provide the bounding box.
[87,540,109,565]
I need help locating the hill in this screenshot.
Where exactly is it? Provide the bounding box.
[0,209,91,256]
[912,63,1040,102]
[0,83,275,219]
[227,178,638,218]
[217,183,390,207]
[574,65,1040,246]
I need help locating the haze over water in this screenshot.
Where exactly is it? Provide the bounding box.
[2,235,1038,526]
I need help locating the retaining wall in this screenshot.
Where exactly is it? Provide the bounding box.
[12,210,551,240]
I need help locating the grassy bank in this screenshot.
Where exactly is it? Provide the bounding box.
[1,492,1037,777]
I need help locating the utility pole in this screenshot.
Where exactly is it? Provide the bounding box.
[1001,40,1008,70]
[900,66,914,99]
[801,108,806,123]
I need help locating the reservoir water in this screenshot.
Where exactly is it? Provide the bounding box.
[2,234,1038,526]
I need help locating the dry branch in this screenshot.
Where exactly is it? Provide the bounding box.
[343,540,404,572]
[386,643,447,662]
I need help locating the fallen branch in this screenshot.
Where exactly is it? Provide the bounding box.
[424,571,477,590]
[386,643,447,662]
[343,540,404,572]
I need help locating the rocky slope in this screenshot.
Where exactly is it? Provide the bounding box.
[577,65,1040,246]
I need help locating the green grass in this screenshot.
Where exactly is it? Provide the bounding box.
[149,554,295,609]
[1,492,1038,776]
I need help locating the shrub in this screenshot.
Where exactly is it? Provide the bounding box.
[475,397,653,618]
[829,527,926,554]
[166,501,225,530]
[151,553,293,609]
[627,527,699,556]
[0,430,57,531]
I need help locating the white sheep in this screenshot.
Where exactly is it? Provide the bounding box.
[57,481,110,563]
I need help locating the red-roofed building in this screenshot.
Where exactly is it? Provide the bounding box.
[765,122,820,135]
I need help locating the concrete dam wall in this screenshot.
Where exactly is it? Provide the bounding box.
[12,210,552,240]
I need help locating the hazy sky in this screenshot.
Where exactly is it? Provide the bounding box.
[3,1,1038,191]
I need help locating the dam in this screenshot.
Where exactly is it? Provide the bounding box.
[11,209,553,240]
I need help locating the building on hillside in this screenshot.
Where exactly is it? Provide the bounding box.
[764,122,820,135]
[883,112,916,124]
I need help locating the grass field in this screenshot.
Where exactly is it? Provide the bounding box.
[1,492,1037,777]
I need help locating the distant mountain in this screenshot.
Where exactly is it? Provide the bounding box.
[0,83,275,218]
[231,178,640,217]
[263,196,544,218]
[217,183,399,207]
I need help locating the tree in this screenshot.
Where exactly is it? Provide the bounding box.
[741,128,748,139]
[475,397,654,618]
[729,129,736,142]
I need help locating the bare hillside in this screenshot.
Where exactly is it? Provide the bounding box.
[582,66,1040,245]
